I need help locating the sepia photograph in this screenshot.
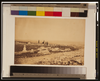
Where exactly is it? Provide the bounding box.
[14,17,85,65]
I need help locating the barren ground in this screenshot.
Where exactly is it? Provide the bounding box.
[15,48,84,65]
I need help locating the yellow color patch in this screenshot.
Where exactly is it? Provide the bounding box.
[36,11,45,16]
[71,8,79,12]
[44,7,54,11]
[36,7,44,11]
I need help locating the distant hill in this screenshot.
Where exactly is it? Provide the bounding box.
[15,40,84,48]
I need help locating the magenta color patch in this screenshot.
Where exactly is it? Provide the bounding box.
[53,12,62,16]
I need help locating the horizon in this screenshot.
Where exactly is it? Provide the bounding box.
[15,39,84,46]
[15,18,85,44]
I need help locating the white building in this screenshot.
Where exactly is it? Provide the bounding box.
[28,42,31,44]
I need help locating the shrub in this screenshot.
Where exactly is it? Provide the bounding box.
[15,44,24,52]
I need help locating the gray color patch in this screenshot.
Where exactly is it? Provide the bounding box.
[88,5,96,9]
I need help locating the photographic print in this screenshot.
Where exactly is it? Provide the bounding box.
[14,17,85,65]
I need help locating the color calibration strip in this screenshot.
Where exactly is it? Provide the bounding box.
[11,6,88,17]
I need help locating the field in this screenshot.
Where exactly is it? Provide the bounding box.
[14,41,84,65]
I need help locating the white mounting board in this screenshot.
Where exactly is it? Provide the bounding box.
[2,3,96,79]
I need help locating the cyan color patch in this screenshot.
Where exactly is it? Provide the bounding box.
[19,11,28,15]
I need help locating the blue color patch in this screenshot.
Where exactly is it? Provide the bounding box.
[19,11,28,15]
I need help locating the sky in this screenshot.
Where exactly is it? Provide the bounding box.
[15,17,85,43]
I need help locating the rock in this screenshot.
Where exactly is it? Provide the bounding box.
[60,50,65,52]
[61,59,63,61]
[38,46,50,54]
[70,61,73,64]
[51,48,59,51]
[55,48,59,50]
[73,63,78,65]
[38,46,47,50]
[72,57,82,64]
[58,61,61,64]
[62,61,68,65]
[47,47,51,49]
[30,49,34,52]
[76,59,81,63]
[38,48,50,54]
[62,62,65,65]
[65,48,71,51]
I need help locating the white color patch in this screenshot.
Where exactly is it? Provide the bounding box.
[11,6,19,10]
[27,7,36,11]
[19,6,28,11]
[54,7,62,11]
[62,8,70,17]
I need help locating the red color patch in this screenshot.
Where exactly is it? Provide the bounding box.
[53,12,62,16]
[45,11,53,16]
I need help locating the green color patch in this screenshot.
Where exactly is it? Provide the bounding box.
[28,11,36,16]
